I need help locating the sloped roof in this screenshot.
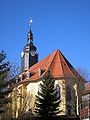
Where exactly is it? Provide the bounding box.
[21,49,85,83]
[86,83,90,91]
[82,82,90,95]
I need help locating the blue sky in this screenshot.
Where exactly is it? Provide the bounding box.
[0,0,90,79]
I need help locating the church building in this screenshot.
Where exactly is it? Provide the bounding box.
[11,20,85,118]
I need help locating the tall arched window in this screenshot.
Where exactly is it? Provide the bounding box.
[66,84,73,115]
[38,84,41,93]
[66,85,72,102]
[56,84,61,100]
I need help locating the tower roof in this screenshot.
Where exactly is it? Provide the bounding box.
[20,49,85,83]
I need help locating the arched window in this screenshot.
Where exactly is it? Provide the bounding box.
[66,85,72,102]
[66,84,73,115]
[38,84,41,93]
[56,84,61,100]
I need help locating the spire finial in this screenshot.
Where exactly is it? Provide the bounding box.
[29,17,33,32]
[27,18,33,44]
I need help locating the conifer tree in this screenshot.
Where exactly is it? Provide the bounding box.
[0,51,11,114]
[35,71,61,118]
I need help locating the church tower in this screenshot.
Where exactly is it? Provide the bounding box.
[21,19,38,72]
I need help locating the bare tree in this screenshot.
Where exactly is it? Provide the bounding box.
[7,62,20,83]
[64,66,89,118]
[77,66,89,80]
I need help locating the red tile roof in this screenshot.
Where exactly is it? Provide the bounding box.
[80,108,89,118]
[20,49,85,83]
[86,83,90,91]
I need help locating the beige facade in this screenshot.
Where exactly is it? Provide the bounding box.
[11,77,80,118]
[26,79,66,115]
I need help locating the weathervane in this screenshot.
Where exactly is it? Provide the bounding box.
[29,17,33,31]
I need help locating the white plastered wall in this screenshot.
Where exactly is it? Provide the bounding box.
[26,79,66,115]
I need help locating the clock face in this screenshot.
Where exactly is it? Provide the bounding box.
[30,50,35,57]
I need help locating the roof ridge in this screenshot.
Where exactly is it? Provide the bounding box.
[41,50,58,70]
[47,49,58,72]
[60,52,77,78]
[59,51,65,77]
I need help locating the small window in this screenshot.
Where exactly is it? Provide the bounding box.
[26,71,30,79]
[38,69,45,77]
[38,69,41,77]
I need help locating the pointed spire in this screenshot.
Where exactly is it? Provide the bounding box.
[27,18,33,44]
[29,17,32,32]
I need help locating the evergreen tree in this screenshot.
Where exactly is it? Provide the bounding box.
[0,51,11,114]
[35,71,61,118]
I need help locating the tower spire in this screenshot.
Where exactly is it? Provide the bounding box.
[21,19,38,72]
[27,17,33,44]
[29,17,32,32]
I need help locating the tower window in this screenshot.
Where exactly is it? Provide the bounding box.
[30,39,33,43]
[25,53,29,70]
